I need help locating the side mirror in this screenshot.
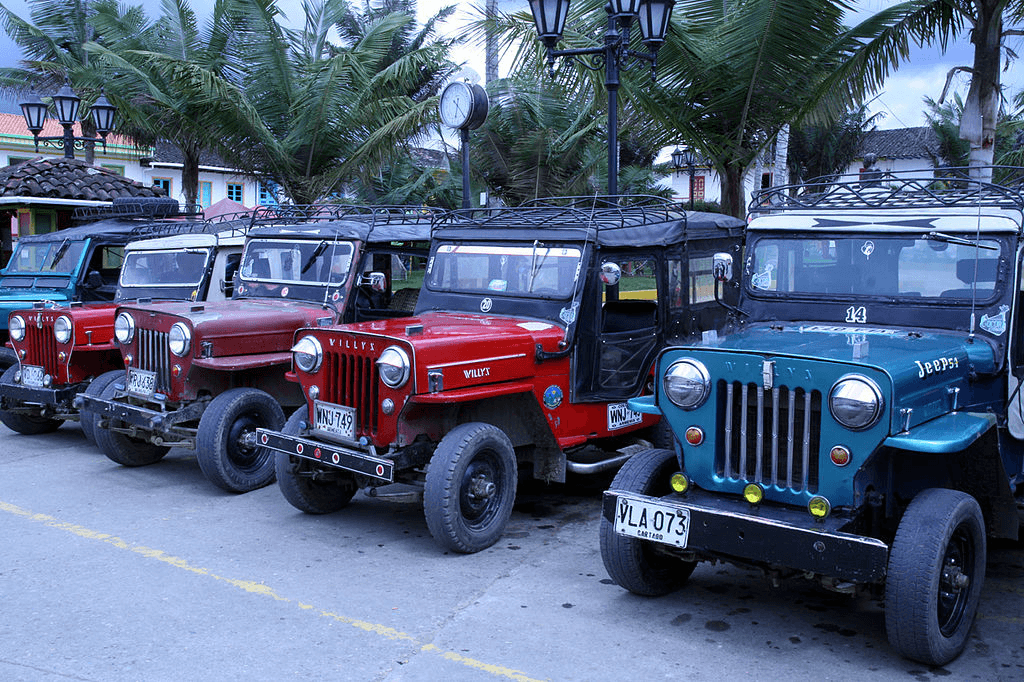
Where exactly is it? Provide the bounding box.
[359,271,387,293]
[713,253,733,282]
[600,262,621,286]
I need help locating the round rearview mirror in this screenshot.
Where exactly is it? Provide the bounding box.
[600,262,621,286]
[713,253,733,282]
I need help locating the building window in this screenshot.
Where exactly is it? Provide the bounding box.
[199,181,212,208]
[153,177,172,197]
[226,183,243,203]
[7,156,31,167]
[258,183,278,206]
[101,164,125,176]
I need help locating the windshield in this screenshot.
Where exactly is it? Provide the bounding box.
[120,248,212,288]
[748,234,1004,301]
[6,240,87,274]
[426,242,582,298]
[238,238,354,286]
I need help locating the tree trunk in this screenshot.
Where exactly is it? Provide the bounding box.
[181,144,201,209]
[485,0,499,83]
[719,163,747,219]
[960,0,1002,180]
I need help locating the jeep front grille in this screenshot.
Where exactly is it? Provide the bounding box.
[135,328,171,393]
[718,381,821,493]
[323,348,379,437]
[22,321,59,376]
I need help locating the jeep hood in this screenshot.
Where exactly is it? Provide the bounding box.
[328,312,567,392]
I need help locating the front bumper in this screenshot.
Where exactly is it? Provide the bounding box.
[76,392,205,448]
[0,379,84,418]
[602,487,889,584]
[256,428,394,482]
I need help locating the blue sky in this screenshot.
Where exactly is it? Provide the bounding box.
[2,0,1021,130]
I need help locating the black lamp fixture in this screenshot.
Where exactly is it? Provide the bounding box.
[19,80,117,159]
[530,0,675,195]
[671,144,700,210]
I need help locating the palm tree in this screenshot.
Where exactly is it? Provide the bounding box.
[0,0,142,164]
[787,106,878,185]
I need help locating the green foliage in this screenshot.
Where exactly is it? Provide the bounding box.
[788,105,878,184]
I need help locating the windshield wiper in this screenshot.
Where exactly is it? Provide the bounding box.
[48,239,71,269]
[301,240,328,274]
[528,240,549,291]
[926,231,998,250]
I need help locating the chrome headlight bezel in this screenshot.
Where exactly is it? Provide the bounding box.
[663,358,712,410]
[292,335,323,373]
[377,346,411,388]
[9,314,26,342]
[168,322,192,357]
[829,374,884,431]
[53,315,73,344]
[114,312,135,344]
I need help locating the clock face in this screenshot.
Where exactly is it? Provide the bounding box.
[440,82,473,129]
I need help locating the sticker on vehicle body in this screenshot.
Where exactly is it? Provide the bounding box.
[860,240,875,258]
[559,302,579,325]
[281,286,289,297]
[543,385,563,409]
[751,263,774,290]
[798,325,898,336]
[915,355,960,379]
[518,321,553,331]
[607,403,642,430]
[980,305,1009,336]
[845,306,867,324]
[480,297,493,313]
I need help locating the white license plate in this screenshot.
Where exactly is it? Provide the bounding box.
[21,365,45,388]
[614,495,690,547]
[126,368,156,397]
[313,400,356,441]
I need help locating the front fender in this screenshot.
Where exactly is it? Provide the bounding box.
[883,412,996,454]
[626,394,662,416]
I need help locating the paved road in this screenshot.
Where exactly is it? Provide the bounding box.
[1,424,1022,681]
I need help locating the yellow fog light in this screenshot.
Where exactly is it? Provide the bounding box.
[670,472,689,493]
[743,483,764,505]
[808,495,831,519]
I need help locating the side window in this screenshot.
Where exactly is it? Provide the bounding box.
[199,182,212,209]
[616,259,657,302]
[689,255,716,304]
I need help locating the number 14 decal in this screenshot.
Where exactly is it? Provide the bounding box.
[845,306,867,324]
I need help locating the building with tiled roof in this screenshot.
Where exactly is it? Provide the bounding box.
[843,126,941,176]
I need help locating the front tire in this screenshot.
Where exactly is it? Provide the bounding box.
[885,488,986,666]
[0,365,62,435]
[424,422,517,553]
[196,388,284,493]
[79,370,123,445]
[94,378,169,466]
[600,448,696,596]
[275,409,357,513]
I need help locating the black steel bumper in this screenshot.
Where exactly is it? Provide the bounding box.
[256,428,394,482]
[0,379,84,415]
[602,488,890,584]
[76,392,205,447]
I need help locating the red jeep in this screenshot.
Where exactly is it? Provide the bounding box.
[80,206,436,493]
[258,197,745,552]
[1,210,236,439]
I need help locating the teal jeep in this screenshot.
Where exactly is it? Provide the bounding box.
[601,171,1024,666]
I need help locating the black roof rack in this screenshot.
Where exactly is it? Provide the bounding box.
[72,197,203,222]
[445,195,689,230]
[749,167,1024,221]
[246,204,446,227]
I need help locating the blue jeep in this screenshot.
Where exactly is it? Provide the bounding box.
[601,170,1024,666]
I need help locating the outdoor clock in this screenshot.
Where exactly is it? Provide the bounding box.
[439,81,488,130]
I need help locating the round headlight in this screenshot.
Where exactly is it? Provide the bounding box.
[9,315,26,342]
[377,346,410,388]
[292,335,323,373]
[114,312,135,344]
[829,374,884,431]
[168,322,192,357]
[663,358,711,410]
[53,315,73,344]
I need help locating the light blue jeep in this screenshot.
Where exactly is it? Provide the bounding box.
[601,171,1024,666]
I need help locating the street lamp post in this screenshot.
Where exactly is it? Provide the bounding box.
[671,144,699,210]
[529,0,675,195]
[19,81,117,160]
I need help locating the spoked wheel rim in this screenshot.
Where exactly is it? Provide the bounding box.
[227,413,268,474]
[938,523,975,637]
[459,450,503,529]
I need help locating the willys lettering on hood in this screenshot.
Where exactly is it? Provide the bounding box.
[329,337,376,352]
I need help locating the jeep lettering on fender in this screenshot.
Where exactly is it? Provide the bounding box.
[602,170,1024,666]
[79,205,437,493]
[257,196,745,553]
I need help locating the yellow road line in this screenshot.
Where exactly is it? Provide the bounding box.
[1,499,545,682]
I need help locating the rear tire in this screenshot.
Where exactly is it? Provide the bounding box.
[275,409,357,513]
[600,448,696,596]
[94,378,169,466]
[0,365,62,435]
[885,488,986,666]
[424,422,517,553]
[196,388,284,493]
[79,370,123,445]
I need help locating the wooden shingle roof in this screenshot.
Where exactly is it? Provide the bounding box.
[0,156,164,201]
